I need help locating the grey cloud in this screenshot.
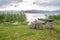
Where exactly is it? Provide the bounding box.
[36,0,60,6]
[0,0,23,6]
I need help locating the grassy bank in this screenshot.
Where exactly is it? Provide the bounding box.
[0,21,60,40]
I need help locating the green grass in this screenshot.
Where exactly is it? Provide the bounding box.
[0,21,60,40]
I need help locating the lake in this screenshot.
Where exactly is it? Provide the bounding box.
[25,13,60,23]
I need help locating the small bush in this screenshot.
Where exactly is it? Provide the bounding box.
[0,14,4,23]
[48,15,60,20]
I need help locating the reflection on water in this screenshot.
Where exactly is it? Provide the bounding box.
[25,13,46,22]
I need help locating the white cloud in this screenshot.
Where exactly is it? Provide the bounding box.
[0,0,60,11]
[36,0,51,3]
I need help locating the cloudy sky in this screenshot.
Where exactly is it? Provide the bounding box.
[0,0,60,11]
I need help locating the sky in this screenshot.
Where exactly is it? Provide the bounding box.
[0,0,60,11]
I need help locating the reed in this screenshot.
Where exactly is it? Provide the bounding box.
[0,13,26,23]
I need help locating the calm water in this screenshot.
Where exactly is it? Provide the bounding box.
[25,13,60,22]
